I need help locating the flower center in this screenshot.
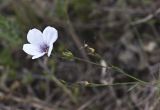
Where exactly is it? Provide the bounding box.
[40,44,49,53]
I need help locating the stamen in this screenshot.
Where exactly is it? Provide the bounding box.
[40,44,49,53]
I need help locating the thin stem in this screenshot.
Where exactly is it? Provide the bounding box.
[49,75,77,102]
[56,54,147,84]
[75,57,147,84]
[85,82,140,87]
[73,56,107,68]
[39,59,77,103]
[66,82,141,87]
[110,66,147,84]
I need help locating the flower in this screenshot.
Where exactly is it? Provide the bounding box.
[23,26,58,59]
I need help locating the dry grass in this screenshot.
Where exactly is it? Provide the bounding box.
[0,0,160,110]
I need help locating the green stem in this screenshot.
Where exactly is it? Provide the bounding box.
[85,82,140,87]
[73,56,147,84]
[53,54,147,84]
[39,60,77,103]
[110,65,147,84]
[49,75,77,103]
[69,81,140,87]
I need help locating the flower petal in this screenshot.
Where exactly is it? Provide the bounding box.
[23,44,42,56]
[27,28,43,45]
[47,44,53,57]
[43,26,58,45]
[32,53,45,59]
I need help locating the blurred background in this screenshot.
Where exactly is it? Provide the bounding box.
[0,0,160,110]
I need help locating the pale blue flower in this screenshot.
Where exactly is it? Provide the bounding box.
[23,26,58,59]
